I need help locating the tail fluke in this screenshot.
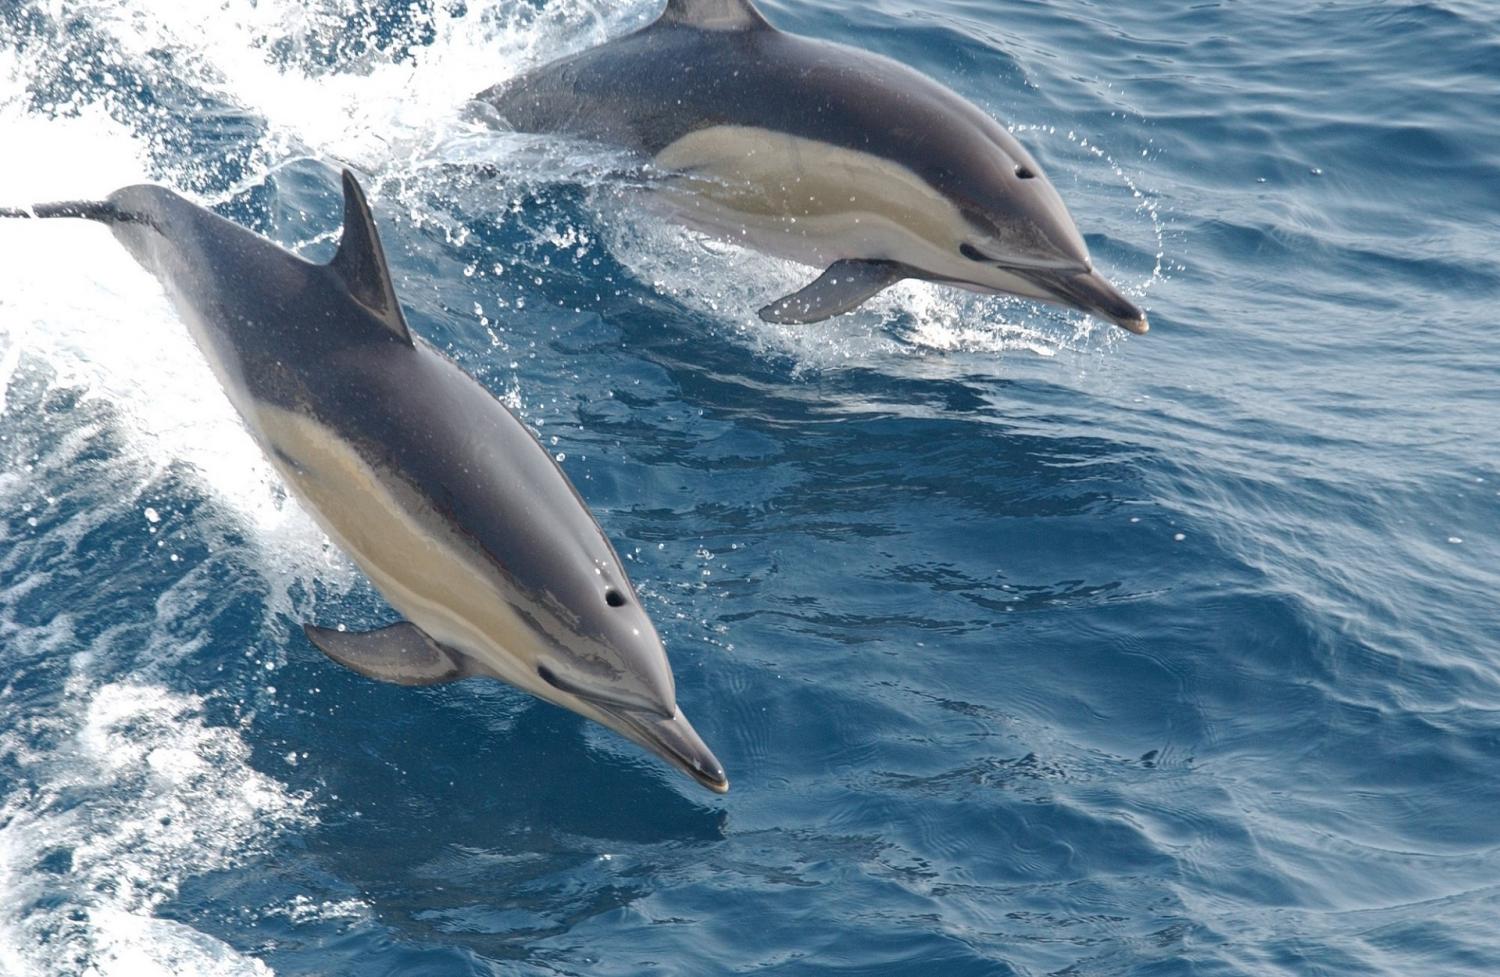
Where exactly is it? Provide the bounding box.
[0,201,116,221]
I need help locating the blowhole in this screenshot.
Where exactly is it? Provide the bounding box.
[605,588,626,607]
[1015,164,1036,179]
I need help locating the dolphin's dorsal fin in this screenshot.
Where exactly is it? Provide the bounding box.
[329,170,412,346]
[658,0,771,31]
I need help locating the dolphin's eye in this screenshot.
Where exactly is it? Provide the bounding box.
[538,664,562,689]
[1014,164,1036,180]
[960,243,991,262]
[605,588,626,608]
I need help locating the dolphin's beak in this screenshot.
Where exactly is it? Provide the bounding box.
[602,704,730,794]
[1027,267,1149,335]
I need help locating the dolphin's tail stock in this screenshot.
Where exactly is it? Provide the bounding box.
[0,200,117,221]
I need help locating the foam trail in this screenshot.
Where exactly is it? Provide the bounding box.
[0,42,352,977]
[4,0,651,194]
[0,676,305,976]
[0,51,351,578]
[0,3,687,973]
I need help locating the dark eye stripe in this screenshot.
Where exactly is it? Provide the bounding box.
[960,243,991,262]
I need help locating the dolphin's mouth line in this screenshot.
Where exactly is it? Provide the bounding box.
[1013,266,1150,335]
[996,255,1091,275]
[962,241,1089,275]
[538,661,676,720]
[599,704,730,794]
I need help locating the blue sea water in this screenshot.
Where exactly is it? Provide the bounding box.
[1,0,1498,973]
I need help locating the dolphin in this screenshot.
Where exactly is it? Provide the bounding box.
[476,0,1148,334]
[2,173,728,793]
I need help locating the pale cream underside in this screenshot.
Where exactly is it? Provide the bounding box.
[254,404,554,698]
[652,125,1049,301]
[249,404,670,757]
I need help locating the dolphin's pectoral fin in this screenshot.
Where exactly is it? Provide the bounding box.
[658,0,771,31]
[329,170,413,347]
[303,621,470,686]
[758,260,908,324]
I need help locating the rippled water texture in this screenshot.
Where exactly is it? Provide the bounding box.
[2,1,1498,974]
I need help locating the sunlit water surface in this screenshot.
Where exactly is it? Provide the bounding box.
[1,1,1497,974]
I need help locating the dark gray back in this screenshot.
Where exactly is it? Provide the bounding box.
[102,184,659,687]
[481,17,1048,240]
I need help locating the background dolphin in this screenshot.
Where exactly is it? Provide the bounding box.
[478,0,1148,333]
[3,173,728,794]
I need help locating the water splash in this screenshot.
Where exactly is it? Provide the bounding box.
[595,122,1166,370]
[0,661,309,975]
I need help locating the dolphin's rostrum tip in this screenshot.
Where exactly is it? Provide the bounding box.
[602,703,729,795]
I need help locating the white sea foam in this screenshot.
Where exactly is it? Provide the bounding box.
[0,52,343,572]
[13,0,648,198]
[0,671,307,976]
[1,7,634,975]
[0,15,387,975]
[0,4,1162,973]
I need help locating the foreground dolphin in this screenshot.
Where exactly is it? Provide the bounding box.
[3,173,728,793]
[478,0,1148,333]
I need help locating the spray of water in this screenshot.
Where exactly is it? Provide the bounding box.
[0,4,1169,971]
[599,122,1166,370]
[0,3,654,972]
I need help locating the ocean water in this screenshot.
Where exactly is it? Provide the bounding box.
[1,0,1497,973]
